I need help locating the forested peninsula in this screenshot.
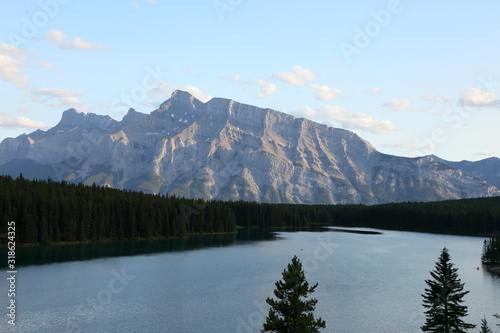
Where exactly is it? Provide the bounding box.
[1,175,500,246]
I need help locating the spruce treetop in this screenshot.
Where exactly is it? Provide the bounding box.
[262,255,326,333]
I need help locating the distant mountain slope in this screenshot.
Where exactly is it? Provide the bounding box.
[0,90,498,204]
[431,155,500,190]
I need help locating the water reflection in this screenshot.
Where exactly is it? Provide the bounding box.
[1,224,339,268]
[2,227,288,267]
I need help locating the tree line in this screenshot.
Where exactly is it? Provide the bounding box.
[1,174,500,245]
[0,175,237,244]
[328,198,500,236]
[482,235,500,265]
[0,175,330,245]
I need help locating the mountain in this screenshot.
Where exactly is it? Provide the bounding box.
[0,90,498,204]
[430,155,500,190]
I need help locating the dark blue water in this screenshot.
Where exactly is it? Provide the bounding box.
[1,228,499,332]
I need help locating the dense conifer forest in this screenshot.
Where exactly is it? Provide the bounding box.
[329,199,500,235]
[1,175,500,245]
[482,235,500,265]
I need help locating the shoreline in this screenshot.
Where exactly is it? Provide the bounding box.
[483,264,500,273]
[0,231,238,249]
[0,224,331,249]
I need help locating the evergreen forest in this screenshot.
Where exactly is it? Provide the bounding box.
[1,175,500,245]
[482,234,500,265]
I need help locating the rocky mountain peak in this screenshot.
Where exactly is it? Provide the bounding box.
[157,90,202,113]
[121,108,147,125]
[0,92,498,204]
[56,108,84,127]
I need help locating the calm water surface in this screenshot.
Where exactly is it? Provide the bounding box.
[2,228,499,332]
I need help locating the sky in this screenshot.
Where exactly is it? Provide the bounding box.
[1,0,499,161]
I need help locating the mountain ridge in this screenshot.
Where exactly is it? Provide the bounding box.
[0,90,498,204]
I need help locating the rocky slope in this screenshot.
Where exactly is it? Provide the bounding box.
[430,155,500,190]
[0,90,498,204]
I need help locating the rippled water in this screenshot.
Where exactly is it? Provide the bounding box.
[2,228,499,332]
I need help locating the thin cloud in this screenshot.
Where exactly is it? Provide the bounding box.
[0,111,49,130]
[421,95,451,103]
[32,87,87,110]
[152,82,211,102]
[459,88,497,107]
[474,150,494,157]
[382,142,436,152]
[294,105,396,134]
[0,43,30,88]
[45,30,107,51]
[383,98,412,111]
[33,87,84,98]
[256,79,277,98]
[219,73,252,86]
[310,84,341,101]
[294,107,317,119]
[17,106,31,114]
[366,87,381,94]
[131,0,157,8]
[276,65,317,86]
[37,60,55,70]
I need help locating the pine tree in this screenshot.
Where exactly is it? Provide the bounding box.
[262,255,326,333]
[421,247,476,333]
[479,317,492,333]
[481,239,488,263]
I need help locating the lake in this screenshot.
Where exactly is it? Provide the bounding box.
[1,227,499,332]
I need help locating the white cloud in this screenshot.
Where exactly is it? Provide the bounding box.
[256,79,277,98]
[310,84,341,101]
[366,87,381,94]
[0,43,29,88]
[220,73,251,85]
[0,111,49,130]
[294,105,396,134]
[276,65,317,86]
[232,74,251,85]
[131,1,139,7]
[294,107,317,119]
[421,95,451,103]
[33,87,83,98]
[459,88,497,106]
[474,150,493,157]
[152,82,211,102]
[45,30,107,50]
[32,87,87,110]
[383,98,412,111]
[382,142,436,152]
[145,0,157,4]
[37,60,55,70]
[17,106,31,114]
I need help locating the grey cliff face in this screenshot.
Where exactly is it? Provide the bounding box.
[0,90,498,204]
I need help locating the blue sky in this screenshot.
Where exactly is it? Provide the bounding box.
[1,0,499,161]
